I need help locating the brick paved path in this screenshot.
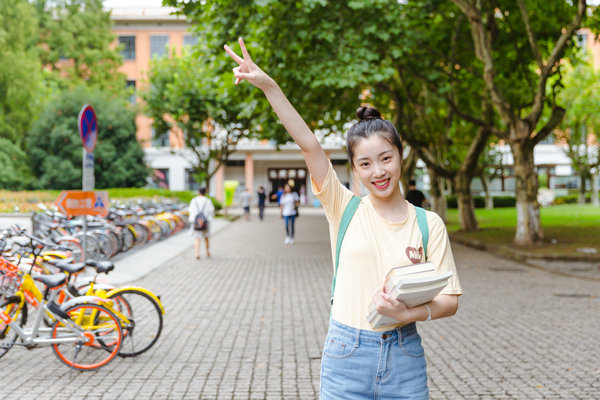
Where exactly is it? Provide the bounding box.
[1,212,599,399]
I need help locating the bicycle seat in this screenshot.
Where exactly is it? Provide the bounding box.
[33,273,67,289]
[53,261,85,275]
[85,260,114,274]
[45,257,74,265]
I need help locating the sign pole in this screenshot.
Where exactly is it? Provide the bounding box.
[78,104,98,262]
[82,148,87,261]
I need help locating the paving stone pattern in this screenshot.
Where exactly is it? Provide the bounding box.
[1,213,598,399]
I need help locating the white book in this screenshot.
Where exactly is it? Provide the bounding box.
[366,263,453,329]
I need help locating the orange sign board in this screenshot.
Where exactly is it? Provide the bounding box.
[54,191,109,217]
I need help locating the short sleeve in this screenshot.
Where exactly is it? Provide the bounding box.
[426,211,462,295]
[311,162,355,228]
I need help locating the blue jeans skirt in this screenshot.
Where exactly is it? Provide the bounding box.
[320,319,428,400]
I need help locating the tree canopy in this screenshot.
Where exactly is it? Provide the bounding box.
[0,0,45,144]
[143,48,264,187]
[34,0,125,94]
[27,87,149,189]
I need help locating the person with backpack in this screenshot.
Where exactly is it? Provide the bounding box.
[189,187,215,259]
[225,38,462,399]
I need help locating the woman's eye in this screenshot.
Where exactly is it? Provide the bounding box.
[382,156,391,162]
[360,162,369,168]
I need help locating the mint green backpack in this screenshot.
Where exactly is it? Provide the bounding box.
[330,196,429,305]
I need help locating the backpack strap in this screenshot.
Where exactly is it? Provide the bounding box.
[331,196,361,305]
[414,206,429,261]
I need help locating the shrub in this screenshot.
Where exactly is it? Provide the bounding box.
[554,194,591,205]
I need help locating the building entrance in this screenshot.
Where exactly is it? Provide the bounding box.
[268,167,307,204]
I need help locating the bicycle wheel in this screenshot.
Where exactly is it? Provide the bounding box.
[0,296,27,358]
[91,230,114,261]
[73,232,101,261]
[107,289,163,358]
[55,237,84,262]
[52,303,122,370]
[121,226,135,251]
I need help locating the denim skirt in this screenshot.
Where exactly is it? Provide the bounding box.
[320,319,428,400]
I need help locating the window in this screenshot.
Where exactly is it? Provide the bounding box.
[119,36,136,60]
[183,35,198,48]
[186,169,202,191]
[150,35,169,58]
[576,32,588,48]
[126,80,136,104]
[151,169,169,189]
[151,127,170,147]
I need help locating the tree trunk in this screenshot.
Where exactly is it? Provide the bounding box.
[591,171,599,206]
[578,174,587,204]
[427,166,447,222]
[510,140,544,245]
[454,172,478,231]
[480,174,494,209]
[400,148,418,196]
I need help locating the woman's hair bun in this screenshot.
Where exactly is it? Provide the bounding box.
[356,106,381,121]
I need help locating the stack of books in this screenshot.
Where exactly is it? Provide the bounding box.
[366,261,453,329]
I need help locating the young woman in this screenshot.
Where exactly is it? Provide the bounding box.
[225,38,462,399]
[279,183,299,244]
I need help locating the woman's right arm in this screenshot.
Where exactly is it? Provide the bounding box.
[224,38,330,190]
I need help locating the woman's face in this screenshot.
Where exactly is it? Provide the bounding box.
[284,184,291,193]
[351,134,402,199]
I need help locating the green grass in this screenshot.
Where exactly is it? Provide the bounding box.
[446,205,600,256]
[106,188,196,204]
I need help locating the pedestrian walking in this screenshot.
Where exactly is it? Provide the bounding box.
[240,186,252,221]
[189,187,215,259]
[257,185,266,220]
[225,38,462,399]
[279,183,299,244]
[405,179,426,208]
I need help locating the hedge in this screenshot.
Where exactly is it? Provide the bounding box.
[446,195,516,208]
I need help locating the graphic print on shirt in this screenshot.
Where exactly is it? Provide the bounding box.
[405,246,423,264]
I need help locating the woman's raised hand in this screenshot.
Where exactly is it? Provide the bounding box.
[224,37,273,91]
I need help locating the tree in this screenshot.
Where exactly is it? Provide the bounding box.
[34,0,125,93]
[27,86,149,189]
[450,0,588,244]
[142,48,263,188]
[0,138,33,190]
[557,60,600,206]
[167,0,494,230]
[0,0,45,144]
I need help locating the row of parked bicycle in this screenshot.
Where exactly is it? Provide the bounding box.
[0,225,165,371]
[33,202,190,262]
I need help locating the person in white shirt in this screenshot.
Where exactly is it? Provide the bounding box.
[279,183,299,244]
[240,187,252,221]
[189,187,215,259]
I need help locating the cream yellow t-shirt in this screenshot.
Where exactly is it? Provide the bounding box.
[312,162,462,331]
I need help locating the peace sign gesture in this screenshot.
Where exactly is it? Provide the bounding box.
[224,37,273,91]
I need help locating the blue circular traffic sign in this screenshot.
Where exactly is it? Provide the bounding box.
[78,104,97,152]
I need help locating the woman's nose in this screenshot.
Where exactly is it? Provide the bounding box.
[373,162,385,177]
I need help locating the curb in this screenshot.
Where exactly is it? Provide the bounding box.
[450,235,600,281]
[449,235,600,262]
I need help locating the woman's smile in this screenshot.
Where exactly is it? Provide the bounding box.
[372,178,390,190]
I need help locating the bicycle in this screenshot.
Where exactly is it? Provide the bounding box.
[0,247,123,370]
[5,230,164,359]
[51,258,165,358]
